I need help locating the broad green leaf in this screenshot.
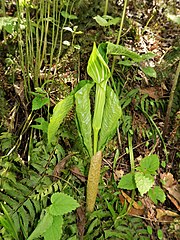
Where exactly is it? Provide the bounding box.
[93,15,108,26]
[27,211,53,240]
[148,186,166,204]
[43,215,63,240]
[93,15,120,26]
[75,83,94,156]
[107,42,142,62]
[32,96,50,110]
[135,172,154,196]
[118,173,136,190]
[61,11,77,19]
[118,60,134,66]
[167,13,180,24]
[141,52,156,61]
[87,42,111,84]
[141,66,157,78]
[0,17,18,34]
[31,117,48,133]
[98,86,122,150]
[49,193,79,216]
[48,95,74,144]
[139,154,159,175]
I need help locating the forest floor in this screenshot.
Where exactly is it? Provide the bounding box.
[0,0,180,239]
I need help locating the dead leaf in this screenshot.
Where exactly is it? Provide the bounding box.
[70,166,87,183]
[160,173,180,210]
[113,169,124,181]
[52,153,75,181]
[119,191,145,216]
[156,208,179,222]
[140,86,164,99]
[76,206,86,240]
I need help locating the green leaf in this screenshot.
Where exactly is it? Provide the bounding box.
[139,154,159,175]
[141,52,156,61]
[98,86,122,150]
[87,42,111,84]
[49,193,79,216]
[107,42,142,62]
[0,204,19,240]
[0,17,18,34]
[148,186,166,204]
[93,15,120,26]
[141,66,157,78]
[31,117,48,133]
[27,211,53,240]
[167,13,180,24]
[118,60,134,66]
[43,215,63,240]
[157,229,163,240]
[118,173,136,190]
[75,83,94,156]
[135,172,154,196]
[48,95,74,144]
[61,11,77,19]
[32,96,50,110]
[93,15,108,26]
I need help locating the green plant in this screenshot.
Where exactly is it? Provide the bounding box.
[118,154,166,203]
[27,192,79,240]
[48,42,122,212]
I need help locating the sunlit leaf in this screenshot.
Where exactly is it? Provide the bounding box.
[43,216,63,240]
[141,66,157,78]
[61,11,77,19]
[48,95,74,144]
[32,96,49,111]
[93,15,108,26]
[87,42,111,83]
[98,86,122,150]
[148,186,166,204]
[167,13,180,24]
[138,154,159,175]
[49,193,79,216]
[118,173,136,190]
[107,42,142,62]
[27,211,53,240]
[75,83,94,156]
[135,172,154,196]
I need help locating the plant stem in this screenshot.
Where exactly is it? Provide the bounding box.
[163,60,180,136]
[111,0,128,76]
[104,0,109,16]
[128,132,134,173]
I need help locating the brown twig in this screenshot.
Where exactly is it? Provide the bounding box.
[163,60,180,137]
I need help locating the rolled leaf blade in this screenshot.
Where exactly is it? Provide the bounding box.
[48,95,74,145]
[87,42,111,83]
[98,86,122,150]
[75,83,94,157]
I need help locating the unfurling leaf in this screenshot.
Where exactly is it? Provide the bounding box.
[75,83,94,157]
[87,42,111,83]
[48,95,74,144]
[98,86,122,150]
